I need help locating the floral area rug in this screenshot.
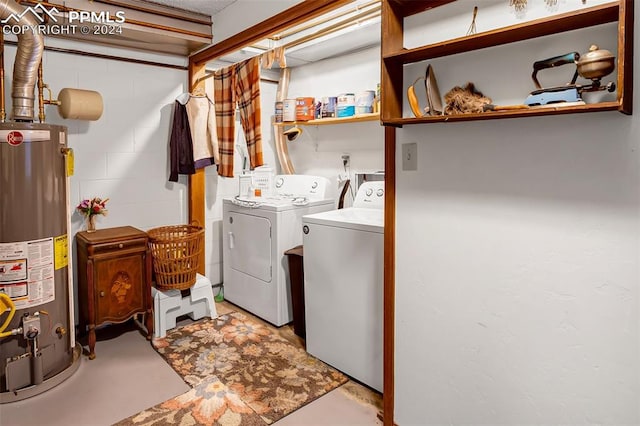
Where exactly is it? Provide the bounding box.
[115,312,347,425]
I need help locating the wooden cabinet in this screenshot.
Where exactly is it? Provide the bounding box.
[381,0,633,126]
[76,226,153,359]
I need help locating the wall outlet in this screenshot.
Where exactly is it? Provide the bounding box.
[341,154,350,168]
[402,143,417,171]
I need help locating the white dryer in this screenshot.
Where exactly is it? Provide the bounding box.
[223,175,334,326]
[302,181,384,392]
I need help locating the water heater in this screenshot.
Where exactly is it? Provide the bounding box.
[0,123,80,402]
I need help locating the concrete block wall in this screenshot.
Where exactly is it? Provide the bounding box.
[286,45,384,204]
[3,39,189,321]
[2,40,189,233]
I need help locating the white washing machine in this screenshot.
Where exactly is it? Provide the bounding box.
[302,181,384,392]
[223,175,334,326]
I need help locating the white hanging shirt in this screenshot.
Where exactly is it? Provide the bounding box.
[185,94,220,168]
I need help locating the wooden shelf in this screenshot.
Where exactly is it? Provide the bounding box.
[387,0,455,18]
[383,102,621,127]
[382,3,619,65]
[380,0,633,126]
[275,112,380,126]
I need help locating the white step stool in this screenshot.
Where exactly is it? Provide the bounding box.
[152,273,217,338]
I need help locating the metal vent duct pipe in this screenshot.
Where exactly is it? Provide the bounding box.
[0,0,44,121]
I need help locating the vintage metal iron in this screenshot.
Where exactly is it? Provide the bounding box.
[525,45,616,107]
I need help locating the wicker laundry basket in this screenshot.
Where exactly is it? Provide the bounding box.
[147,224,204,291]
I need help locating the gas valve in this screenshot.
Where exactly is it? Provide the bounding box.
[22,313,41,340]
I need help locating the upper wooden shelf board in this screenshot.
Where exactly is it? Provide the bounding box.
[388,0,456,18]
[380,0,631,125]
[382,101,621,127]
[383,2,620,64]
[275,112,380,126]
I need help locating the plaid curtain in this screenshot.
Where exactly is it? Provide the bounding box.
[213,56,264,177]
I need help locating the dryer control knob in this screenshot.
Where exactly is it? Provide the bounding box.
[275,177,284,188]
[377,189,384,197]
[366,188,373,196]
[303,225,309,234]
[311,181,318,189]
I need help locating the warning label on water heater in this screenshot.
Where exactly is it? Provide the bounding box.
[0,238,55,309]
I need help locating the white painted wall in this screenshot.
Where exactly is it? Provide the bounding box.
[394,4,639,425]
[2,38,188,232]
[286,45,384,205]
[4,38,189,320]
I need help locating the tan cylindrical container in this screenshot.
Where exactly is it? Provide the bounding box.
[57,88,103,121]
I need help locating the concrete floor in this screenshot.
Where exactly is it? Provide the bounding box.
[0,301,382,426]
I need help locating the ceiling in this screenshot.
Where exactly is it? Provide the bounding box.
[143,0,381,67]
[222,1,381,68]
[139,0,238,16]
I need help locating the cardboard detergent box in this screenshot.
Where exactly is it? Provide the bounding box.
[295,97,315,121]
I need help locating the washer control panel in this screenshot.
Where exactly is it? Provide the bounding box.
[353,181,384,209]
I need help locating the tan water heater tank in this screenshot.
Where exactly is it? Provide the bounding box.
[57,88,104,120]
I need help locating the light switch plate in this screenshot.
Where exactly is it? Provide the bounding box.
[402,143,417,171]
